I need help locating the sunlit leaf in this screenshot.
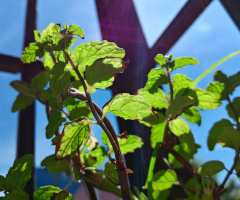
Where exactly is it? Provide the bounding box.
[56,118,91,158]
[85,58,126,89]
[89,146,107,167]
[6,154,34,190]
[21,43,44,63]
[117,135,144,154]
[169,57,199,71]
[198,161,225,176]
[206,81,226,100]
[169,117,190,136]
[218,126,240,150]
[173,74,194,96]
[144,68,168,90]
[182,106,201,126]
[73,40,125,71]
[102,93,158,121]
[33,186,62,200]
[84,136,98,151]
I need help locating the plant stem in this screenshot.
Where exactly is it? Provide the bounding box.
[64,51,130,200]
[166,68,173,103]
[54,174,58,187]
[226,94,240,130]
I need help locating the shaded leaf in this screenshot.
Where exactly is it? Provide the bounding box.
[50,191,73,200]
[0,175,7,191]
[46,159,69,174]
[218,126,240,150]
[10,81,36,98]
[102,93,158,121]
[178,131,200,155]
[144,68,168,90]
[6,154,34,190]
[104,162,119,185]
[169,57,199,71]
[56,118,91,159]
[173,74,194,96]
[169,146,193,168]
[206,81,226,100]
[73,40,125,71]
[4,190,29,200]
[214,70,228,84]
[226,97,240,122]
[227,71,240,94]
[134,186,148,200]
[33,186,62,200]
[85,58,126,89]
[89,146,107,167]
[40,154,55,167]
[12,94,34,112]
[198,161,225,176]
[166,96,196,120]
[208,119,233,151]
[182,106,201,126]
[136,88,168,110]
[31,71,49,91]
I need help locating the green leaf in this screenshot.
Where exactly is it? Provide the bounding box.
[56,118,91,158]
[43,53,55,71]
[178,131,200,155]
[169,57,199,71]
[68,24,84,38]
[73,40,125,71]
[198,161,225,176]
[62,97,92,119]
[166,96,196,120]
[154,54,173,68]
[227,71,240,94]
[226,97,240,122]
[33,186,62,200]
[39,23,57,41]
[21,43,43,63]
[10,81,36,98]
[38,89,52,102]
[104,162,119,185]
[40,154,55,167]
[12,94,34,112]
[6,154,34,190]
[31,71,49,91]
[214,70,228,84]
[206,81,227,100]
[46,107,66,139]
[50,191,73,200]
[150,112,166,148]
[117,134,144,154]
[46,159,69,174]
[0,175,7,191]
[89,146,107,167]
[85,58,126,89]
[34,30,41,42]
[169,117,190,136]
[136,88,168,110]
[218,126,240,150]
[169,146,193,168]
[151,169,178,191]
[50,62,72,103]
[4,190,29,200]
[173,74,194,96]
[144,68,168,90]
[182,106,201,126]
[207,119,233,151]
[134,186,148,200]
[102,93,158,121]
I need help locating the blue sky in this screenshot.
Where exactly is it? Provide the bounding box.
[0,0,240,187]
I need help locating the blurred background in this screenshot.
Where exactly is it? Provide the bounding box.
[0,0,240,198]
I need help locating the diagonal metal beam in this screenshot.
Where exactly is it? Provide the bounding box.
[220,0,240,31]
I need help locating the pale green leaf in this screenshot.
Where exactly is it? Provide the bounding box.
[68,24,84,38]
[206,81,226,100]
[46,107,66,139]
[84,136,98,151]
[21,43,43,63]
[198,161,225,176]
[4,190,29,200]
[144,68,168,90]
[6,154,34,191]
[31,71,49,91]
[104,162,119,185]
[173,74,194,96]
[136,88,168,110]
[85,58,125,89]
[169,117,190,136]
[207,119,233,151]
[73,40,125,71]
[166,96,196,120]
[218,126,240,150]
[178,132,200,155]
[43,53,55,71]
[56,118,90,158]
[10,81,36,98]
[33,186,62,200]
[182,106,201,126]
[89,146,107,167]
[154,54,167,66]
[169,57,199,71]
[102,93,158,121]
[12,94,34,112]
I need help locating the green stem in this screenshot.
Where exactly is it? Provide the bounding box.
[192,51,240,87]
[54,174,58,187]
[147,142,161,200]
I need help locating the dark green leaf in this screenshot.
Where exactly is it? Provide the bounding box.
[102,93,158,121]
[40,154,55,167]
[206,82,226,100]
[0,175,7,191]
[104,162,119,185]
[198,161,225,176]
[136,88,168,110]
[166,96,196,120]
[12,94,34,112]
[56,118,91,158]
[10,81,36,98]
[208,119,233,151]
[226,97,240,122]
[178,131,200,155]
[33,186,62,200]
[50,62,72,103]
[21,43,43,63]
[214,70,228,84]
[227,71,240,94]
[73,40,125,72]
[50,191,73,200]
[4,190,29,200]
[46,159,69,174]
[169,117,190,136]
[6,154,34,190]
[144,68,168,90]
[31,71,49,91]
[182,106,201,126]
[46,107,66,139]
[85,58,126,89]
[218,126,240,150]
[169,57,199,71]
[38,89,52,102]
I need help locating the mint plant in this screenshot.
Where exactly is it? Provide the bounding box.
[1,23,240,200]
